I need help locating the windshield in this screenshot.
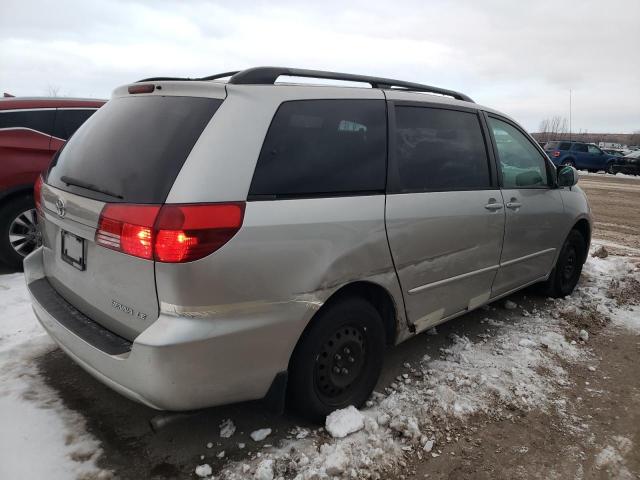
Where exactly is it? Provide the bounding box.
[47,96,222,203]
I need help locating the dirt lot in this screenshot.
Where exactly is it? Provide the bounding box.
[579,174,640,251]
[3,173,639,480]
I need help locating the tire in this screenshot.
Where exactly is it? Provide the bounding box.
[287,297,386,422]
[0,195,39,270]
[605,162,616,175]
[542,229,586,298]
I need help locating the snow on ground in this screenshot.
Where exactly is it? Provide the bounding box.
[210,247,640,480]
[0,273,109,480]
[578,171,639,180]
[0,245,637,480]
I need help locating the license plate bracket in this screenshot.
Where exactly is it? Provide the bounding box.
[61,230,86,271]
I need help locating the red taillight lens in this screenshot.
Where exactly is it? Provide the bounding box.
[553,151,560,158]
[95,203,245,263]
[34,175,43,214]
[96,205,160,260]
[154,203,245,262]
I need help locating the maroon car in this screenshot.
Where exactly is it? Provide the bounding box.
[0,96,105,268]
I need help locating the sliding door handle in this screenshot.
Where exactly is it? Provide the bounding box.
[484,202,503,211]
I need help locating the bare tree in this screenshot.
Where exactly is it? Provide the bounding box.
[536,116,568,142]
[47,84,60,97]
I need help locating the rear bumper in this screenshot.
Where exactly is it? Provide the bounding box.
[24,247,309,411]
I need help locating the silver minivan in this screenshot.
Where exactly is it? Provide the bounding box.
[25,67,591,420]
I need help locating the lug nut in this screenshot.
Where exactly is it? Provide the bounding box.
[334,354,342,361]
[344,347,351,355]
[341,368,349,375]
[348,356,355,363]
[333,366,341,374]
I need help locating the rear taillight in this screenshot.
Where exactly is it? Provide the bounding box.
[96,205,160,259]
[553,151,560,158]
[96,203,245,263]
[34,175,43,214]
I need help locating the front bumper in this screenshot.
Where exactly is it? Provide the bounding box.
[611,163,640,175]
[24,247,308,411]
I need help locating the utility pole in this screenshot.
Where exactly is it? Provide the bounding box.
[569,89,572,142]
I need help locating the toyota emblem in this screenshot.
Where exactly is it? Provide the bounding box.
[55,198,66,218]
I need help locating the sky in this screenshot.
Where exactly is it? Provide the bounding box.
[1,0,638,133]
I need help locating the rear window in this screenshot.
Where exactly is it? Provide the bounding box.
[249,99,386,198]
[572,143,588,152]
[47,96,222,203]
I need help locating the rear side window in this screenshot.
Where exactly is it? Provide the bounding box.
[53,109,97,140]
[547,141,571,151]
[0,110,56,136]
[572,143,588,152]
[47,96,222,203]
[249,99,386,197]
[390,106,490,192]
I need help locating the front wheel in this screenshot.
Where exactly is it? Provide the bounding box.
[542,229,586,298]
[287,297,386,422]
[605,162,616,175]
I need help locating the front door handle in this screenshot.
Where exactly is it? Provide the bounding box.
[506,201,522,210]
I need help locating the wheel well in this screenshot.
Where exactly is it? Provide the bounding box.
[572,219,591,263]
[313,281,398,346]
[0,187,34,210]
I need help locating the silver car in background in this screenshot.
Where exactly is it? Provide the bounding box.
[24,67,591,420]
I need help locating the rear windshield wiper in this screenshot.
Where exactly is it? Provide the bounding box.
[60,176,124,200]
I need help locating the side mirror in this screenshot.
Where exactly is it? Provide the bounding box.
[557,165,578,187]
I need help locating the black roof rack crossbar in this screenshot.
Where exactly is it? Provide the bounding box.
[136,71,239,83]
[227,67,474,102]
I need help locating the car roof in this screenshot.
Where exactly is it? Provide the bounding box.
[0,97,106,111]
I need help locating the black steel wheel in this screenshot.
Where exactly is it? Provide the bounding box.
[542,229,586,298]
[288,297,385,422]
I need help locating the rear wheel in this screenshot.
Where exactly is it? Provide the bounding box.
[0,195,39,270]
[562,159,576,168]
[605,162,616,174]
[287,297,385,422]
[542,229,586,298]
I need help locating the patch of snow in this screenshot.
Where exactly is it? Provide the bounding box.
[504,299,518,310]
[0,274,109,480]
[219,418,236,438]
[325,405,365,438]
[250,428,272,442]
[579,329,589,342]
[195,463,213,477]
[253,459,274,480]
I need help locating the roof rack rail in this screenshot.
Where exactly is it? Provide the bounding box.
[136,71,239,83]
[228,67,474,103]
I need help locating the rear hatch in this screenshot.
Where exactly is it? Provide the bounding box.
[40,92,223,340]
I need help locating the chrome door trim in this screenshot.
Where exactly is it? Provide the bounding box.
[407,264,500,295]
[499,248,556,268]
